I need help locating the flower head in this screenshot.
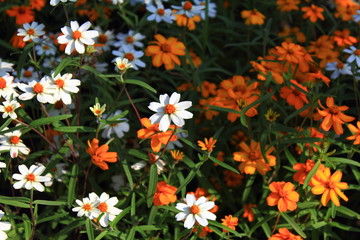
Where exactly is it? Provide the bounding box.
[347,121,360,145]
[197,137,217,152]
[153,181,178,206]
[113,30,145,50]
[0,128,30,158]
[51,73,81,105]
[0,210,11,240]
[57,21,99,55]
[293,159,324,184]
[221,215,238,232]
[101,110,130,139]
[90,102,106,118]
[175,193,216,229]
[172,1,205,18]
[241,9,266,25]
[269,228,303,240]
[301,4,325,23]
[147,3,174,23]
[266,181,299,212]
[12,164,51,192]
[114,57,133,72]
[0,100,21,119]
[17,21,45,42]
[148,92,193,132]
[243,203,256,222]
[18,77,56,104]
[86,138,118,170]
[6,6,35,25]
[72,194,100,219]
[88,192,122,227]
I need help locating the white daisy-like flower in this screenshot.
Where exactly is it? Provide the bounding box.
[344,46,360,67]
[114,57,133,72]
[35,40,57,56]
[14,66,38,83]
[325,61,353,79]
[42,56,61,69]
[113,30,145,50]
[50,73,81,105]
[194,0,217,19]
[57,21,99,55]
[175,193,216,229]
[94,27,115,52]
[89,192,122,227]
[90,102,106,118]
[12,164,51,192]
[17,22,45,42]
[148,92,193,132]
[146,3,174,23]
[72,195,100,219]
[18,77,56,104]
[50,0,77,6]
[172,1,205,18]
[112,46,145,70]
[0,210,11,239]
[101,110,130,139]
[0,99,21,119]
[0,59,14,77]
[131,154,166,174]
[0,128,30,158]
[0,75,19,100]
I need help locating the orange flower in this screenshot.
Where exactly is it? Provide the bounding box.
[242,203,256,222]
[29,0,46,11]
[274,42,305,64]
[311,167,348,206]
[174,13,201,30]
[145,34,186,70]
[269,228,303,240]
[170,150,184,161]
[301,4,325,23]
[198,81,216,98]
[307,70,331,86]
[334,1,359,21]
[221,215,238,232]
[10,34,26,49]
[137,118,178,152]
[86,138,118,170]
[347,121,360,145]
[186,49,202,67]
[293,159,324,184]
[223,170,244,187]
[280,80,309,110]
[317,97,355,135]
[308,35,333,55]
[6,5,35,25]
[266,182,299,212]
[233,140,276,175]
[241,9,265,25]
[333,29,357,47]
[276,0,300,12]
[153,181,178,206]
[198,137,217,152]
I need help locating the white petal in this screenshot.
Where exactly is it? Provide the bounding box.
[199,201,215,211]
[32,182,45,192]
[195,196,207,205]
[176,110,193,119]
[33,165,45,175]
[80,36,95,46]
[195,214,208,227]
[82,30,99,40]
[18,164,29,175]
[184,214,196,229]
[149,112,163,124]
[148,102,163,112]
[175,203,188,212]
[185,194,196,206]
[74,40,85,54]
[13,180,26,189]
[70,21,79,31]
[78,21,91,32]
[174,101,192,110]
[175,212,187,221]
[199,211,216,221]
[159,94,169,105]
[159,114,171,132]
[170,113,184,127]
[169,92,180,105]
[65,40,75,55]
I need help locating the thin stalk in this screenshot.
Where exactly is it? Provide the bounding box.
[29,189,36,240]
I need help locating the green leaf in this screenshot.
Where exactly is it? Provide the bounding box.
[207,104,240,114]
[95,230,108,240]
[209,156,239,174]
[53,57,80,76]
[280,212,307,238]
[329,222,360,232]
[33,200,66,206]
[303,160,321,189]
[67,164,78,206]
[242,175,256,203]
[297,201,319,209]
[121,159,134,190]
[30,114,72,127]
[147,164,158,208]
[135,225,161,231]
[124,79,157,94]
[0,118,13,131]
[111,206,130,228]
[22,213,32,240]
[248,212,277,237]
[53,126,96,133]
[0,196,30,208]
[127,226,136,240]
[128,149,148,160]
[209,220,246,238]
[16,43,33,78]
[86,218,95,240]
[327,157,360,168]
[176,162,203,194]
[337,206,360,219]
[37,212,69,224]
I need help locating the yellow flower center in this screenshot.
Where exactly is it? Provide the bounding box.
[126,36,134,44]
[355,49,360,56]
[5,106,13,113]
[164,104,176,114]
[83,203,92,211]
[249,151,261,161]
[23,70,32,78]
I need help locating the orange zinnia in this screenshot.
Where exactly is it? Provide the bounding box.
[137,118,178,152]
[153,181,178,206]
[6,6,35,25]
[145,34,186,70]
[311,167,348,206]
[241,9,265,25]
[269,228,303,240]
[317,97,355,135]
[276,0,300,12]
[333,29,357,47]
[221,215,238,232]
[280,80,309,110]
[198,137,217,152]
[223,170,244,187]
[174,13,201,31]
[233,140,276,175]
[347,121,360,145]
[274,42,305,64]
[86,138,118,170]
[266,182,299,212]
[242,203,256,222]
[301,4,325,23]
[293,159,324,184]
[29,0,46,11]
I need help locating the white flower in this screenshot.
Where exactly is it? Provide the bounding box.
[89,192,122,227]
[146,3,174,23]
[42,57,61,69]
[101,110,130,139]
[112,46,145,70]
[72,195,100,219]
[18,77,56,104]
[50,73,81,105]
[131,154,166,174]
[0,128,30,158]
[172,1,205,18]
[57,21,99,55]
[0,210,11,239]
[12,164,51,192]
[194,0,217,19]
[148,92,193,132]
[114,57,133,72]
[94,27,115,52]
[50,0,77,6]
[111,0,125,4]
[0,59,14,77]
[113,30,145,50]
[0,75,19,100]
[175,194,216,229]
[0,99,20,119]
[325,61,353,79]
[90,102,106,118]
[344,46,360,67]
[35,40,57,56]
[0,162,6,172]
[17,22,45,42]
[15,66,38,83]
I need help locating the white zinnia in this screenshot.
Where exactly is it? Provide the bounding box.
[0,59,14,77]
[50,0,77,7]
[0,99,20,119]
[112,46,145,70]
[101,110,130,139]
[175,194,216,229]
[0,75,18,100]
[18,77,56,104]
[89,192,122,227]
[72,195,100,219]
[12,164,51,192]
[148,92,193,132]
[50,73,81,105]
[0,128,30,158]
[344,46,360,67]
[0,210,11,240]
[17,22,45,42]
[57,21,99,55]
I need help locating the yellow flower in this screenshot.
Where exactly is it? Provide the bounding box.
[198,137,217,152]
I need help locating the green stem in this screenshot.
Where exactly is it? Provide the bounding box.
[29,189,36,240]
